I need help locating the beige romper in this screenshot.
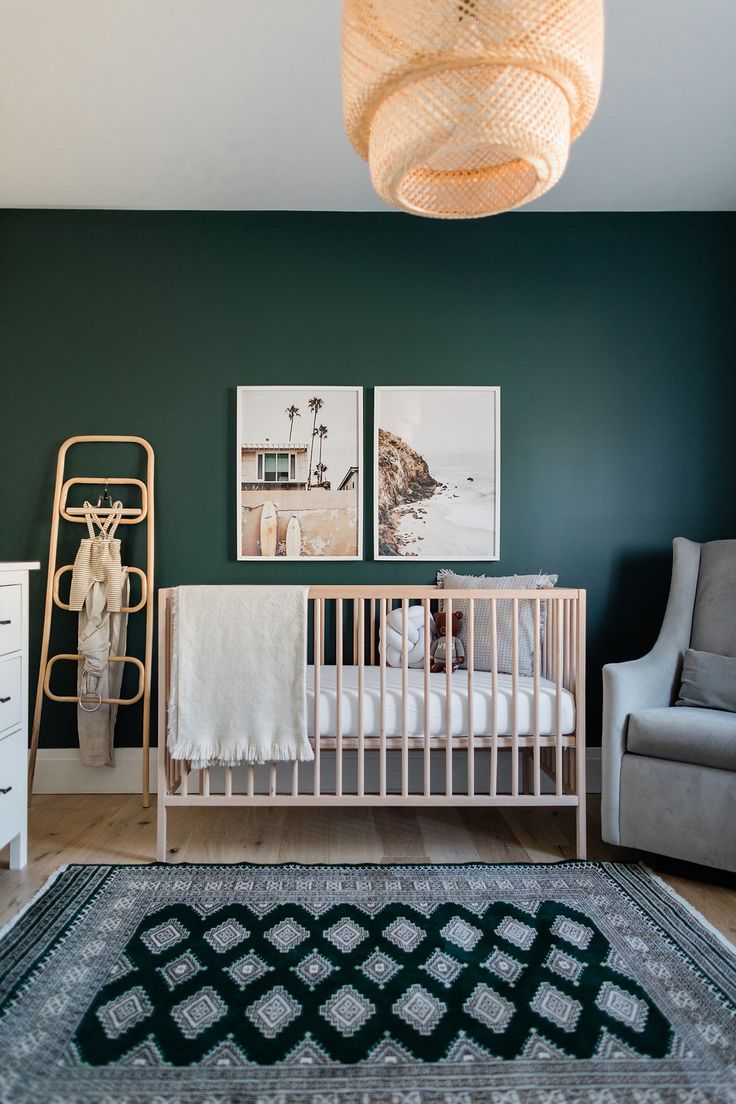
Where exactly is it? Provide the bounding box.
[69,502,125,612]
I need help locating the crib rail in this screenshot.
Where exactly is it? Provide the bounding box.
[157,586,586,860]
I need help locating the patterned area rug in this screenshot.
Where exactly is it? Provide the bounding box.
[0,862,734,1103]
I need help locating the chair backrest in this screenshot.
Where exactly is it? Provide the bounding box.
[690,539,736,657]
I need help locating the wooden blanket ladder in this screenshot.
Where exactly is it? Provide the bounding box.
[28,435,155,805]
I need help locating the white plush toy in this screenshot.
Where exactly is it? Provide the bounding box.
[383,604,435,669]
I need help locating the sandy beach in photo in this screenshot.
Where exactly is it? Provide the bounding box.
[395,454,495,559]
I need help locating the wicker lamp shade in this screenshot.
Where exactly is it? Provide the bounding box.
[342,0,604,219]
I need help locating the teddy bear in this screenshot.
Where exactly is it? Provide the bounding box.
[430,609,465,673]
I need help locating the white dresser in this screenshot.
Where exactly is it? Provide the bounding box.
[0,562,39,869]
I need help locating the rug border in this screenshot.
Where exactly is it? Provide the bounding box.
[638,861,736,954]
[2,858,733,956]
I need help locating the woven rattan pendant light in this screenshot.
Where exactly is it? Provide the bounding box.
[342,0,604,218]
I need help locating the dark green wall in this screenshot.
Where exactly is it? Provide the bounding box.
[1,210,734,750]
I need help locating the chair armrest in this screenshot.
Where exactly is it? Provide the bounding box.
[601,649,682,844]
[600,537,701,845]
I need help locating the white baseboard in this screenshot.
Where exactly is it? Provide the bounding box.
[32,747,603,795]
[33,748,160,795]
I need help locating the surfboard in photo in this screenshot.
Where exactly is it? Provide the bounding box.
[285,515,302,558]
[259,500,278,557]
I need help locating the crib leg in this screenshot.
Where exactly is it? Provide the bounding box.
[575,796,587,860]
[157,795,168,862]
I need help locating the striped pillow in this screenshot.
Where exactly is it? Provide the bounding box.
[436,570,558,677]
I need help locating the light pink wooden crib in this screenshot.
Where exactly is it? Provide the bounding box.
[156,585,586,861]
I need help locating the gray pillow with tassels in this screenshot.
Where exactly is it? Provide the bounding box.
[436,570,558,677]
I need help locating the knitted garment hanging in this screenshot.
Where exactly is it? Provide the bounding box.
[68,501,126,613]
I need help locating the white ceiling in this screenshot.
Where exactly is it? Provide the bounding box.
[1,0,735,212]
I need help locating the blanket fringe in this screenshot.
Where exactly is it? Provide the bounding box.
[168,737,314,767]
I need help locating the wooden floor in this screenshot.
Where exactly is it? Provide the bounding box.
[1,795,735,943]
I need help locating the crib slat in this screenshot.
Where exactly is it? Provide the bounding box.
[445,597,452,797]
[569,596,573,688]
[320,598,326,667]
[490,598,498,797]
[467,598,475,797]
[567,596,577,793]
[556,599,563,797]
[247,765,255,798]
[225,766,232,798]
[401,598,409,799]
[571,593,578,694]
[314,598,321,798]
[533,599,541,798]
[291,760,298,798]
[566,600,572,789]
[270,763,277,798]
[202,767,210,797]
[576,592,587,858]
[358,598,365,797]
[336,597,343,798]
[511,598,519,798]
[380,598,387,798]
[423,597,431,797]
[370,599,376,666]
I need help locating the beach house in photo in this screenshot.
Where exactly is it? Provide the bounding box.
[337,465,358,491]
[241,442,309,490]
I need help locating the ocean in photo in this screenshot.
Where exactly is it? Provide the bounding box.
[395,451,495,558]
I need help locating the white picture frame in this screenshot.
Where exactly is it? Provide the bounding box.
[236,386,363,561]
[373,386,500,561]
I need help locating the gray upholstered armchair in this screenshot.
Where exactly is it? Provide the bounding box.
[602,537,736,872]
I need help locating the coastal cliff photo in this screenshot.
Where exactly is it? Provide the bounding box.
[374,387,500,560]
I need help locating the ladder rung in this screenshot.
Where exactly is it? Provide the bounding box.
[64,506,142,517]
[53,564,147,614]
[43,653,145,706]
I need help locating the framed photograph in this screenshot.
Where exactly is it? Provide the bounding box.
[236,386,363,560]
[374,386,500,561]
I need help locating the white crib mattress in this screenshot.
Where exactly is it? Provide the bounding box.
[306,665,575,739]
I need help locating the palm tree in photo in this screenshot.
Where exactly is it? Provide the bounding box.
[315,462,328,488]
[317,424,328,482]
[307,396,323,489]
[285,404,301,442]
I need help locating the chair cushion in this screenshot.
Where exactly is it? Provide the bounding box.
[691,539,736,657]
[676,648,736,712]
[627,706,736,772]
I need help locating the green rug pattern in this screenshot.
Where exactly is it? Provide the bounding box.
[0,862,734,1102]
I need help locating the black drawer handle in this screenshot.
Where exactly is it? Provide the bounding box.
[0,786,12,795]
[0,620,11,626]
[0,696,10,704]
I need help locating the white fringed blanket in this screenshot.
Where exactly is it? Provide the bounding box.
[167,585,312,766]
